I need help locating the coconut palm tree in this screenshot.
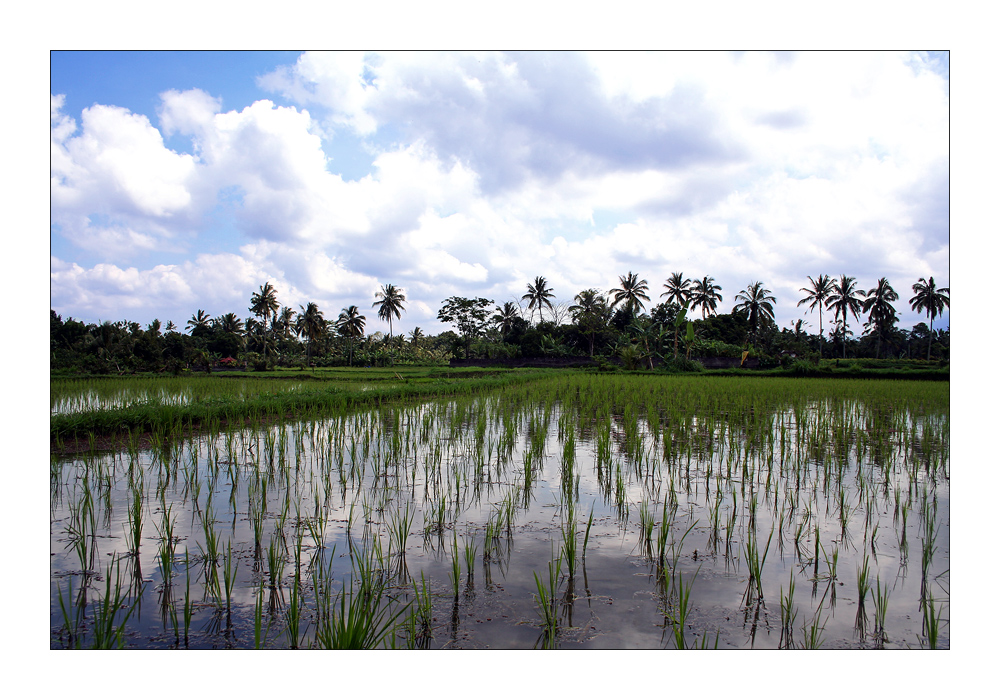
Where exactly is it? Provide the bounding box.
[216,312,244,335]
[909,277,950,360]
[734,281,777,346]
[296,302,325,365]
[569,288,610,356]
[409,327,424,347]
[522,276,555,325]
[249,282,280,356]
[790,319,809,342]
[336,305,366,366]
[862,278,899,359]
[825,275,865,358]
[661,272,692,307]
[609,272,650,319]
[165,320,177,333]
[186,309,212,334]
[373,283,406,338]
[797,274,834,357]
[690,276,723,319]
[493,302,521,337]
[274,306,296,339]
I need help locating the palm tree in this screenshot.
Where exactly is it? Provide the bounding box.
[609,272,650,319]
[409,327,424,347]
[734,281,777,346]
[797,274,834,357]
[296,302,325,365]
[909,277,949,360]
[661,272,692,307]
[217,312,244,335]
[186,309,212,334]
[493,302,521,337]
[249,282,280,356]
[690,276,723,319]
[790,319,809,342]
[336,305,366,366]
[569,288,610,356]
[825,275,865,358]
[275,306,297,340]
[373,284,406,338]
[522,276,555,325]
[862,278,899,359]
[165,320,177,333]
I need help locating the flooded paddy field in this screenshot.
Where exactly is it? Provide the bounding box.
[50,374,948,649]
[50,375,373,415]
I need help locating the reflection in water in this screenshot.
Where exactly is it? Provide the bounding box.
[50,376,949,649]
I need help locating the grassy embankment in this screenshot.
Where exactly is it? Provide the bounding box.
[50,366,551,449]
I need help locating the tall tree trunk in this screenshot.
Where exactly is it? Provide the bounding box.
[842,312,847,359]
[818,309,823,359]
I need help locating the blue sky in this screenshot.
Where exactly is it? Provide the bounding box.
[51,50,950,337]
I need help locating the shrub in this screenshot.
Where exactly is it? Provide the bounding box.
[790,360,815,375]
[688,338,743,358]
[661,357,705,373]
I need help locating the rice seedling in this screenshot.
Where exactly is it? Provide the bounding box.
[920,506,939,604]
[313,577,409,649]
[158,530,175,590]
[581,503,595,562]
[800,606,827,649]
[667,568,697,649]
[266,534,286,591]
[91,557,143,649]
[462,536,478,588]
[742,527,774,605]
[779,569,797,648]
[892,492,908,552]
[183,550,194,645]
[921,591,945,650]
[561,512,578,579]
[448,533,462,599]
[388,503,413,560]
[855,554,871,637]
[407,572,434,648]
[817,541,839,584]
[55,578,83,649]
[221,540,237,611]
[638,500,655,558]
[199,507,222,603]
[655,502,683,571]
[252,581,269,649]
[533,554,563,649]
[873,576,890,645]
[284,566,305,649]
[724,498,738,563]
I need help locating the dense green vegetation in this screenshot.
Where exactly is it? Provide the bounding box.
[50,273,948,376]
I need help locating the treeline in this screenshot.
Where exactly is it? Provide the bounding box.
[50,273,949,375]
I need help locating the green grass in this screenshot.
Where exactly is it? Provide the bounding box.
[51,368,555,446]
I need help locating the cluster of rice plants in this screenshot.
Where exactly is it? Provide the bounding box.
[50,373,948,649]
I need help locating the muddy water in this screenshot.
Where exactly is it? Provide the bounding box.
[50,383,949,649]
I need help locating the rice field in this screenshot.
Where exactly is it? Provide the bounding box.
[49,374,949,649]
[50,376,316,415]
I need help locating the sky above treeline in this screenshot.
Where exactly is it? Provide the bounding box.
[50,50,950,336]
